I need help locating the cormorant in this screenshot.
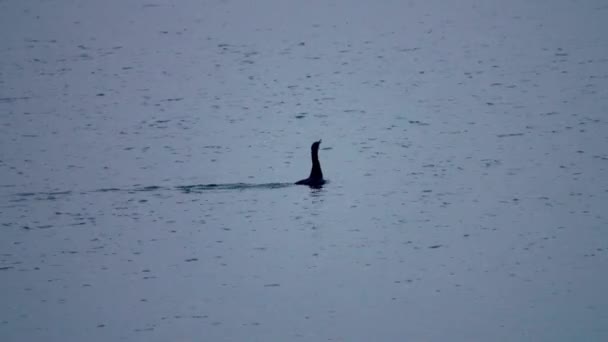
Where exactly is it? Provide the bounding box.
[295,140,325,188]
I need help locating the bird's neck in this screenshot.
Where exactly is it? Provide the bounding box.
[310,149,322,179]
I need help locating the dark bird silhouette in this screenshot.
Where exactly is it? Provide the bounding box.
[295,140,325,188]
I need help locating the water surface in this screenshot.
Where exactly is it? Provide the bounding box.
[1,0,607,341]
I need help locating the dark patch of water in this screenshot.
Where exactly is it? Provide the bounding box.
[8,182,298,201]
[176,182,294,193]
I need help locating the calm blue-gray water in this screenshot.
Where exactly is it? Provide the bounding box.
[1,0,607,341]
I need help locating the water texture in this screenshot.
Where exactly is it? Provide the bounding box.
[1,0,607,341]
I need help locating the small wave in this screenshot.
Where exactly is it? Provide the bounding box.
[15,190,73,197]
[8,182,295,200]
[176,182,293,193]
